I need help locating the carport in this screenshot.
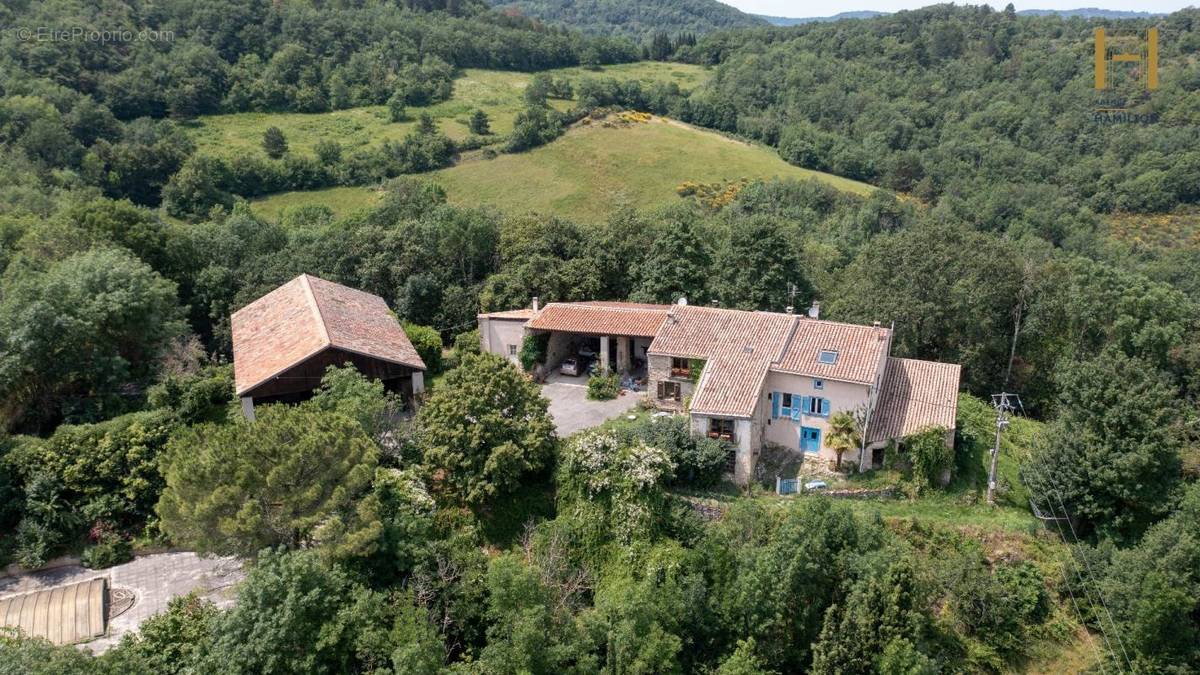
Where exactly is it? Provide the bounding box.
[525,301,670,377]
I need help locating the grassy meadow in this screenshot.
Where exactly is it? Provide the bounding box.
[251,114,876,222]
[184,62,711,159]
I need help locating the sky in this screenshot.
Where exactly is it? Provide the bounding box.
[721,0,1197,16]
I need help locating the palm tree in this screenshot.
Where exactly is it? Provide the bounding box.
[826,410,862,472]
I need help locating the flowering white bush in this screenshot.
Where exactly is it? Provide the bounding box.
[559,430,675,545]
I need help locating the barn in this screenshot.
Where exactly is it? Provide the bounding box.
[231,274,426,419]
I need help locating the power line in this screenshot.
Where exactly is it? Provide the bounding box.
[1021,457,1128,673]
[1053,491,1134,673]
[1033,493,1115,675]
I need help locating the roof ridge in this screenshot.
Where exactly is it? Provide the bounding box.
[298,274,332,348]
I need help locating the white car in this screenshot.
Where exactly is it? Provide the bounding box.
[559,357,582,376]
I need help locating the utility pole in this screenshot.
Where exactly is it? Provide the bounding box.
[987,392,1020,506]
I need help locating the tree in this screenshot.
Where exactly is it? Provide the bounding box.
[200,550,361,675]
[0,248,186,431]
[701,499,871,672]
[469,109,491,135]
[630,219,712,305]
[416,112,437,135]
[829,221,1023,395]
[157,404,381,558]
[308,366,402,443]
[416,353,555,509]
[713,217,808,312]
[557,429,675,545]
[314,140,342,165]
[810,556,932,674]
[1021,351,1183,543]
[115,595,217,674]
[402,323,443,374]
[262,126,288,158]
[826,410,861,471]
[1101,481,1200,672]
[717,639,775,675]
[387,91,406,123]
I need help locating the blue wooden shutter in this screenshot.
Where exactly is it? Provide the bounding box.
[771,392,779,419]
[820,398,830,416]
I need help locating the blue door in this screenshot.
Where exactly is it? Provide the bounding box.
[800,427,821,454]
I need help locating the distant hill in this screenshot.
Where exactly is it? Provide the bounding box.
[1016,7,1164,18]
[757,7,1163,25]
[756,11,885,26]
[489,0,767,41]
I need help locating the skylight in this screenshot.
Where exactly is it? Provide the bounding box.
[818,350,838,365]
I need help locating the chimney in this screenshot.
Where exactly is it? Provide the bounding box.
[532,296,539,312]
[785,306,794,314]
[807,301,821,320]
[677,296,688,306]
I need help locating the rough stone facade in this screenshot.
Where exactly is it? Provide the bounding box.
[647,354,693,411]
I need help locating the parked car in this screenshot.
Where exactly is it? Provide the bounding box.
[804,480,829,491]
[560,357,582,376]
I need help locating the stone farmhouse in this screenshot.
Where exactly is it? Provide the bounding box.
[479,298,960,483]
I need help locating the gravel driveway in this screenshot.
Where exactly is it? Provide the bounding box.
[541,373,642,436]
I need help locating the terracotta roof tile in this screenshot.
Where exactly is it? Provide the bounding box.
[867,357,961,444]
[232,274,425,396]
[527,301,671,337]
[651,306,796,418]
[774,319,891,385]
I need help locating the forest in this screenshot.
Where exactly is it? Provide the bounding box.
[487,0,765,42]
[0,1,1198,673]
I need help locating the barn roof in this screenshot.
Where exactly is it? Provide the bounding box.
[231,274,425,396]
[867,357,961,443]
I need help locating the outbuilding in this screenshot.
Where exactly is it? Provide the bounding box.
[232,274,426,419]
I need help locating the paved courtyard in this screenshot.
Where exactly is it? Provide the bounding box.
[0,552,243,654]
[542,372,642,436]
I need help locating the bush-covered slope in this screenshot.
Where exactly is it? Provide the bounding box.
[490,0,766,41]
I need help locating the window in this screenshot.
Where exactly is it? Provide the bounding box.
[781,393,794,410]
[813,379,824,390]
[670,357,690,377]
[708,418,736,443]
[507,344,518,356]
[808,397,830,416]
[724,447,737,473]
[818,350,839,365]
[657,381,681,402]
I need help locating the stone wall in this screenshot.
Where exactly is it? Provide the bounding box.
[647,354,693,411]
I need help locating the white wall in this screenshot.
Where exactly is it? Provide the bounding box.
[479,318,527,364]
[759,372,871,464]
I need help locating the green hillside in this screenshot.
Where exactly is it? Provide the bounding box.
[490,0,766,41]
[251,114,875,221]
[185,63,710,160]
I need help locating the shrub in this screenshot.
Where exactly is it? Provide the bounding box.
[81,532,132,569]
[623,415,728,487]
[519,333,549,372]
[14,519,56,569]
[262,126,288,158]
[402,323,443,374]
[453,329,481,357]
[587,371,620,400]
[906,427,953,491]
